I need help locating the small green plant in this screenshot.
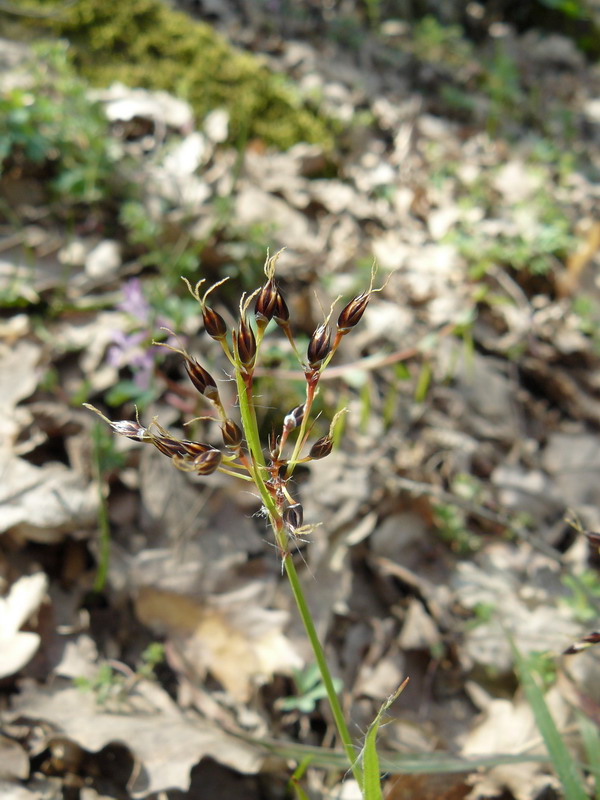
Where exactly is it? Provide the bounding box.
[433,474,484,555]
[119,199,199,286]
[481,43,524,135]
[0,41,119,206]
[466,601,496,630]
[74,643,165,707]
[86,251,389,793]
[280,664,343,714]
[412,15,475,74]
[137,642,166,680]
[537,0,591,19]
[561,570,600,623]
[433,502,481,555]
[447,188,575,280]
[74,662,127,707]
[525,650,559,691]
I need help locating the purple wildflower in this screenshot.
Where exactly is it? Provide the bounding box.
[117,278,151,322]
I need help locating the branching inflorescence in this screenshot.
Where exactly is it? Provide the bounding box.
[86,250,384,555]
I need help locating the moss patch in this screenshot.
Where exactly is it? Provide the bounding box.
[7,0,335,150]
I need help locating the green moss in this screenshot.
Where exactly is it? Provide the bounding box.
[10,0,335,150]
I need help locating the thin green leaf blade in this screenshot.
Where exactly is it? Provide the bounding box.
[511,638,587,800]
[288,757,312,800]
[576,710,600,800]
[361,679,409,800]
[363,715,383,800]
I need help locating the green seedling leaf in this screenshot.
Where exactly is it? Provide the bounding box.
[414,361,432,403]
[509,634,588,800]
[280,664,343,713]
[361,678,409,800]
[560,571,600,623]
[105,379,156,409]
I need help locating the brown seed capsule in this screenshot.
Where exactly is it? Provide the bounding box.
[308,435,333,460]
[283,503,303,532]
[273,290,290,324]
[255,279,278,325]
[337,292,370,334]
[221,419,243,450]
[307,323,331,368]
[184,358,219,402]
[181,440,213,458]
[151,434,189,458]
[283,404,305,432]
[202,304,228,340]
[234,317,257,369]
[193,448,222,475]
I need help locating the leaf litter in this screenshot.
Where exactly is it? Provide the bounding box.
[2,4,600,798]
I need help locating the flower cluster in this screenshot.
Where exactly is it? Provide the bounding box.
[87,251,383,552]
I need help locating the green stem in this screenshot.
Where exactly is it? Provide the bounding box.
[287,379,317,477]
[282,544,363,789]
[234,368,275,514]
[235,368,363,790]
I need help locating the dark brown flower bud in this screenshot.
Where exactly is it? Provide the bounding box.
[308,435,333,460]
[283,404,305,432]
[307,323,331,368]
[234,317,257,369]
[184,358,219,402]
[221,419,243,450]
[337,292,370,334]
[255,279,278,325]
[273,290,290,324]
[283,503,303,532]
[202,304,228,340]
[193,448,222,475]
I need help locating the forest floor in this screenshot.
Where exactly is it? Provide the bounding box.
[1,2,600,799]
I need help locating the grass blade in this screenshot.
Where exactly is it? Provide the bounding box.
[288,757,312,800]
[510,636,588,800]
[577,710,600,800]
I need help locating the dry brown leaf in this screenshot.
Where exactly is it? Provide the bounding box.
[462,686,568,800]
[0,781,40,800]
[0,573,47,679]
[0,340,40,444]
[0,734,29,781]
[453,551,579,673]
[10,678,261,797]
[135,583,301,702]
[0,452,97,543]
[384,773,470,800]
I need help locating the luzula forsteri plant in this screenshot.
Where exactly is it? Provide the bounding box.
[86,251,385,792]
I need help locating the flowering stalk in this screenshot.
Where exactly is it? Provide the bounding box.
[86,251,386,793]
